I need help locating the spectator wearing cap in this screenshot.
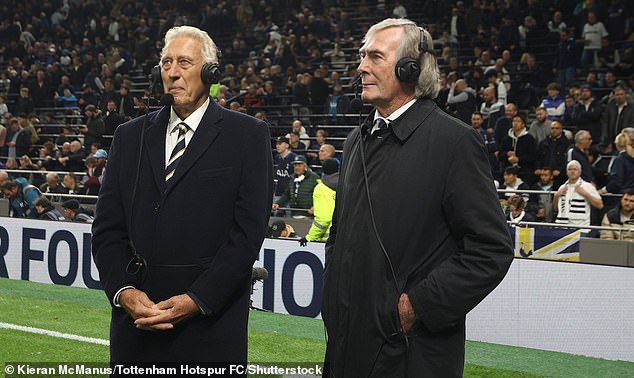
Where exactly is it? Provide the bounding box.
[267,220,297,238]
[272,155,319,217]
[80,104,104,148]
[33,196,66,221]
[82,149,107,196]
[61,199,94,223]
[273,136,297,200]
[300,159,339,245]
[540,82,565,121]
[571,84,603,142]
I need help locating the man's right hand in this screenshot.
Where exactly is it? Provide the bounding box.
[118,288,163,322]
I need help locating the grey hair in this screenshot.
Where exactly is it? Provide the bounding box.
[45,172,59,181]
[574,130,590,143]
[362,18,440,99]
[161,25,219,65]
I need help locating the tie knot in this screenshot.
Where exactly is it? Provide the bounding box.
[175,122,189,135]
[373,118,389,132]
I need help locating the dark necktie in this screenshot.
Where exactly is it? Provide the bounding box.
[373,118,389,134]
[165,122,189,181]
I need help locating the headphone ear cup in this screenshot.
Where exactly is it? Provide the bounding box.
[201,62,222,85]
[149,64,163,96]
[395,58,420,83]
[150,65,160,84]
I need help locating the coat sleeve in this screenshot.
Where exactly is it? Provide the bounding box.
[306,184,333,242]
[408,128,514,332]
[324,202,338,266]
[187,121,273,315]
[606,157,624,194]
[91,125,138,304]
[276,183,291,207]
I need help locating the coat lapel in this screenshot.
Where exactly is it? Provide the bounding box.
[164,100,223,196]
[143,107,170,195]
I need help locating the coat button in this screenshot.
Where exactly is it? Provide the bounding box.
[153,202,160,212]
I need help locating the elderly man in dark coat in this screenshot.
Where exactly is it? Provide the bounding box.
[92,26,272,364]
[322,19,514,377]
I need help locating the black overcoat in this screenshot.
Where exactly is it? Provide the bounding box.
[92,100,273,363]
[322,99,514,377]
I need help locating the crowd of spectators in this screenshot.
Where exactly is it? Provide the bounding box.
[0,0,633,237]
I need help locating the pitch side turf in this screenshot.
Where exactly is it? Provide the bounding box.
[1,278,632,377]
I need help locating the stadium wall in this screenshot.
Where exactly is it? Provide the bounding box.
[0,218,632,362]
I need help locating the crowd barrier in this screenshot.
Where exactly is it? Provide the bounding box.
[0,218,632,361]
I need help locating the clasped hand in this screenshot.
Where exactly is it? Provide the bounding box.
[119,288,200,331]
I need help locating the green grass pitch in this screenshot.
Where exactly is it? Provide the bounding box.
[1,278,632,377]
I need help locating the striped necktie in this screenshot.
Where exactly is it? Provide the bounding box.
[372,118,389,134]
[165,122,189,181]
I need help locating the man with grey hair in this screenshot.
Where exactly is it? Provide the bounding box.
[568,130,594,182]
[92,25,272,364]
[39,172,66,202]
[322,18,513,377]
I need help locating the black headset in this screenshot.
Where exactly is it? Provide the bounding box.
[395,27,431,83]
[201,62,222,85]
[148,51,223,96]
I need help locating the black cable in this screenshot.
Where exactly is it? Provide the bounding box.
[358,134,399,294]
[359,115,411,377]
[125,106,148,284]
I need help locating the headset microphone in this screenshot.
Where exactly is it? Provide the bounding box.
[160,93,174,106]
[350,73,363,113]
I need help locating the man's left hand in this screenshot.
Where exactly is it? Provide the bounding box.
[398,293,416,334]
[134,294,201,331]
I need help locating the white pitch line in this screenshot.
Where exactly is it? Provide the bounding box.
[0,322,109,346]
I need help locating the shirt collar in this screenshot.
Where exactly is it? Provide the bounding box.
[373,98,417,124]
[168,97,210,134]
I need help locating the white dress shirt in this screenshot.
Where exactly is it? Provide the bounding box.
[164,97,210,168]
